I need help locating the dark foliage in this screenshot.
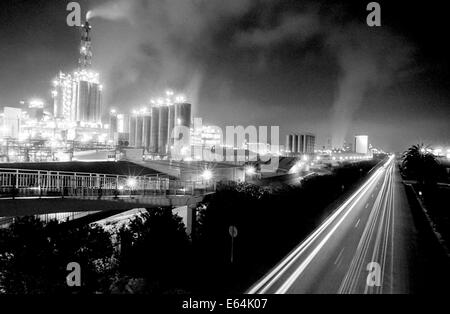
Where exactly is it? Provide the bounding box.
[113,207,191,293]
[0,217,114,294]
[401,144,441,185]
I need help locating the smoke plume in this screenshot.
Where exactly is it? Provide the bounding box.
[87,0,414,141]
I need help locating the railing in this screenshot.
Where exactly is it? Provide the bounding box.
[0,168,216,198]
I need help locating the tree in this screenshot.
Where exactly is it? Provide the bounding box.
[402,143,440,185]
[0,216,114,294]
[115,207,191,293]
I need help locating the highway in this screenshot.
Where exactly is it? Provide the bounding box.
[248,155,423,294]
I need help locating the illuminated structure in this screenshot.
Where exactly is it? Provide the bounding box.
[354,135,369,154]
[52,21,102,126]
[285,133,316,155]
[191,118,222,148]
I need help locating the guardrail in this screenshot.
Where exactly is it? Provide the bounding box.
[0,168,216,198]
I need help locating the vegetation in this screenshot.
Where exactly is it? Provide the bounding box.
[0,217,114,294]
[112,208,191,293]
[401,143,441,185]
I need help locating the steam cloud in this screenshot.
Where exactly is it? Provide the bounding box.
[88,0,261,113]
[327,26,414,148]
[87,0,414,145]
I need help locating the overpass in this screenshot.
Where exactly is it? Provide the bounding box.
[0,167,215,225]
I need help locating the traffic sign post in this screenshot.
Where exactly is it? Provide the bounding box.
[229,225,238,264]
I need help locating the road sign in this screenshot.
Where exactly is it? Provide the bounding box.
[229,225,238,238]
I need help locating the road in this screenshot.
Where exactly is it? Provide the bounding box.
[248,155,438,294]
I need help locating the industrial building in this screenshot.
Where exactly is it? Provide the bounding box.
[108,99,193,157]
[354,135,369,154]
[52,22,102,126]
[285,133,316,155]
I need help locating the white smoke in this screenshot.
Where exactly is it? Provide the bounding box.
[328,26,414,148]
[87,0,260,113]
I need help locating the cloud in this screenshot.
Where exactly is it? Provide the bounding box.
[327,25,415,148]
[235,11,321,48]
[87,0,415,144]
[89,0,261,112]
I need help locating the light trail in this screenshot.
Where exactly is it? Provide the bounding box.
[248,156,394,294]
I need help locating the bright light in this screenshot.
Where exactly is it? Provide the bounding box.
[175,95,186,103]
[316,156,321,161]
[245,166,256,176]
[126,178,137,188]
[302,155,309,161]
[110,109,117,115]
[118,185,124,191]
[29,99,44,108]
[434,148,442,156]
[202,170,213,180]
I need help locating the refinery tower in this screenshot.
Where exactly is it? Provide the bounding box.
[52,21,102,125]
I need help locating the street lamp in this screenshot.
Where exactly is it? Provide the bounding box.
[245,166,256,176]
[126,177,137,188]
[202,170,213,181]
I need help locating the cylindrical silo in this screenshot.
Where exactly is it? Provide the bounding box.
[150,107,160,154]
[286,134,293,153]
[135,115,144,148]
[293,134,299,154]
[175,103,192,128]
[143,114,152,151]
[168,104,175,147]
[174,102,192,145]
[158,105,169,155]
[129,115,137,147]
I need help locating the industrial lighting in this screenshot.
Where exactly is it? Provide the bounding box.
[126,178,137,188]
[245,166,256,175]
[202,170,213,181]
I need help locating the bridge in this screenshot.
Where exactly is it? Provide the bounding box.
[0,167,216,231]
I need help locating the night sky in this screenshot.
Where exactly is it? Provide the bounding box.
[1,0,449,151]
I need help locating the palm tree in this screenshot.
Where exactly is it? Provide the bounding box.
[402,143,440,185]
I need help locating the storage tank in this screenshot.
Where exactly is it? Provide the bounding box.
[88,83,99,123]
[293,134,299,153]
[129,115,137,147]
[285,134,293,153]
[168,104,175,147]
[150,107,160,154]
[135,115,144,148]
[158,105,169,155]
[174,102,191,145]
[175,102,191,129]
[143,114,152,151]
[76,80,89,122]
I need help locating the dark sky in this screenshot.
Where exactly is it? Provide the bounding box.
[1,0,449,152]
